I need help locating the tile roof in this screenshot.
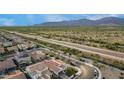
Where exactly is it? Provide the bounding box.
[31,50,46,59]
[27,62,47,76]
[0,58,16,71]
[27,60,64,76]
[7,46,18,51]
[44,60,63,75]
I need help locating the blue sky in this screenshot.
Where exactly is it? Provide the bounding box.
[0,14,124,26]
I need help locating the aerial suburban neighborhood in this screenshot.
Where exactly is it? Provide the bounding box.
[0,30,98,79]
[0,15,124,79]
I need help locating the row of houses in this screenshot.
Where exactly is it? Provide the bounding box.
[0,48,51,79]
[0,47,80,79]
[1,32,25,44]
[0,34,37,55]
[0,46,81,79]
[0,32,81,79]
[0,32,39,79]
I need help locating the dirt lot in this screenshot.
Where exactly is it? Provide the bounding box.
[94,62,124,79]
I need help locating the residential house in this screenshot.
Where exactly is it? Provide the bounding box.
[26,41,37,49]
[12,37,25,44]
[7,46,18,53]
[14,53,32,68]
[45,60,65,75]
[30,50,46,62]
[17,41,37,51]
[0,58,16,77]
[17,44,28,51]
[2,42,13,47]
[26,59,66,79]
[0,37,6,42]
[26,62,52,79]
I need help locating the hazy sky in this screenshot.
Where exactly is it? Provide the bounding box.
[0,14,123,26]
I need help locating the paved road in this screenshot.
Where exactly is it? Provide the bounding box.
[6,31,124,62]
[56,53,102,79]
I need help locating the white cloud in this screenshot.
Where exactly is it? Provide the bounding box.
[0,18,15,26]
[43,15,68,22]
[86,14,119,20]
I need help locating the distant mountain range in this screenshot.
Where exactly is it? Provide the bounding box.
[34,17,124,26]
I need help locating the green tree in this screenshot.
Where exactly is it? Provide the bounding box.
[65,67,77,76]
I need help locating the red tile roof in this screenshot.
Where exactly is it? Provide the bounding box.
[44,60,63,74]
[0,58,16,71]
[27,62,47,76]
